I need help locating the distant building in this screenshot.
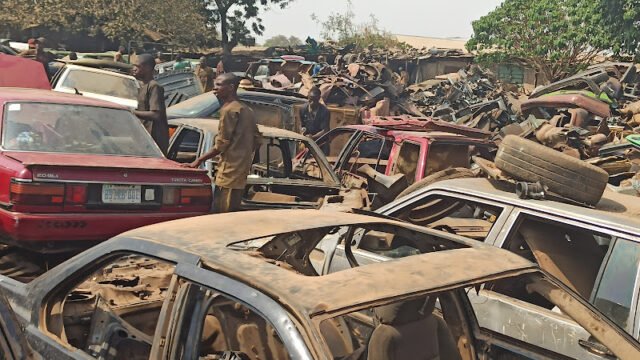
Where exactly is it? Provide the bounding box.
[394,34,469,53]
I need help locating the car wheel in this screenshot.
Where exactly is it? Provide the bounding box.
[495,135,608,205]
[395,167,476,200]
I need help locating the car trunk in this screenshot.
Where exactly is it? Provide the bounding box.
[4,152,212,213]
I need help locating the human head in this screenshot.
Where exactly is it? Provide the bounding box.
[134,53,156,81]
[308,87,321,106]
[118,45,126,53]
[199,56,207,66]
[175,53,183,62]
[69,52,78,61]
[27,38,36,49]
[318,55,325,63]
[214,73,240,102]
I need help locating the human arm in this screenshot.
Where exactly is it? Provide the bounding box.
[134,84,165,123]
[182,106,238,168]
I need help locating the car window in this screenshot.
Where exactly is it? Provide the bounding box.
[62,69,138,100]
[43,254,175,359]
[316,128,357,160]
[167,92,220,118]
[392,141,420,184]
[390,194,504,241]
[173,282,291,360]
[251,137,325,182]
[425,143,471,176]
[340,135,392,174]
[168,128,202,163]
[2,102,163,157]
[593,238,640,332]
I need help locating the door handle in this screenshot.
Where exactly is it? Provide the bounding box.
[578,338,616,358]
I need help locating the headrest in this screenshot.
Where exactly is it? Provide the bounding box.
[373,297,436,326]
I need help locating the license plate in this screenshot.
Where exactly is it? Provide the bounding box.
[102,185,141,204]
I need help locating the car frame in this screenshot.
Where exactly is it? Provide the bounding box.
[0,209,638,359]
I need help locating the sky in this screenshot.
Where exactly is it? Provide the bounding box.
[257,0,504,44]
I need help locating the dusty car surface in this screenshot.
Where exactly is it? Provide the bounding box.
[167,88,308,131]
[0,210,637,359]
[0,89,212,255]
[328,177,640,358]
[317,117,496,207]
[50,62,139,109]
[168,118,368,211]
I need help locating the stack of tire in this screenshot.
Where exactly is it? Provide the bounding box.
[495,135,609,206]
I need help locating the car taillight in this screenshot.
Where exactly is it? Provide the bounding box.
[65,184,87,204]
[163,186,212,206]
[10,181,65,205]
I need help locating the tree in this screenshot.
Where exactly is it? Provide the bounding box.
[311,1,405,50]
[599,0,639,56]
[0,0,213,49]
[263,34,303,47]
[205,0,294,55]
[466,0,614,83]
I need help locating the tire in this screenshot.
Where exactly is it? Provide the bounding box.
[395,168,476,200]
[495,135,608,205]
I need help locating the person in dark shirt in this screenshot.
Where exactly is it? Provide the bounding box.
[300,87,331,153]
[133,54,169,155]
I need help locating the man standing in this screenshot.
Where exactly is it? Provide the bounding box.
[19,38,51,78]
[195,56,215,92]
[184,73,259,213]
[133,54,169,155]
[114,46,126,62]
[301,87,331,152]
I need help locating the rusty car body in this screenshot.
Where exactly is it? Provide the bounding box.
[317,117,496,207]
[168,118,368,211]
[0,210,638,359]
[324,177,640,359]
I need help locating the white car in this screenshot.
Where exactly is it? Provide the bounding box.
[51,63,139,109]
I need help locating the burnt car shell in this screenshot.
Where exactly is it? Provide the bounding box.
[168,118,367,211]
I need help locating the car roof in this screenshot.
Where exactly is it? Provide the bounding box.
[170,117,310,141]
[339,124,493,143]
[117,210,535,316]
[0,88,128,109]
[63,63,135,79]
[423,178,640,236]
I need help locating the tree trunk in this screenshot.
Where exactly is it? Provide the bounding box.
[220,10,230,55]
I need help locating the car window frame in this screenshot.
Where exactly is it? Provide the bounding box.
[167,125,204,163]
[380,189,514,246]
[167,263,314,360]
[499,208,640,339]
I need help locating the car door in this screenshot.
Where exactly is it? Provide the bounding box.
[0,291,38,359]
[167,126,205,165]
[495,209,640,341]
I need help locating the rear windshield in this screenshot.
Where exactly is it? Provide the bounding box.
[2,102,163,157]
[62,69,138,100]
[167,92,220,118]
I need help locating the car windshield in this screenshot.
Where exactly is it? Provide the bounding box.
[167,92,220,118]
[2,102,163,157]
[62,69,138,100]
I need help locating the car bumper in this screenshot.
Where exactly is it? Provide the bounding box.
[0,210,206,250]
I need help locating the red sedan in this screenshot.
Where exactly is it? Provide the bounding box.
[0,88,212,252]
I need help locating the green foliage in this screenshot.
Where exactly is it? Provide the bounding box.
[466,0,615,82]
[600,0,640,56]
[263,35,303,47]
[206,0,294,54]
[311,1,405,50]
[0,0,213,48]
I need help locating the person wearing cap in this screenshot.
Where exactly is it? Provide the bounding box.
[183,73,260,213]
[195,56,215,92]
[133,54,169,155]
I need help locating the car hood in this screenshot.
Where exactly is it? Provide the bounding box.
[3,151,200,172]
